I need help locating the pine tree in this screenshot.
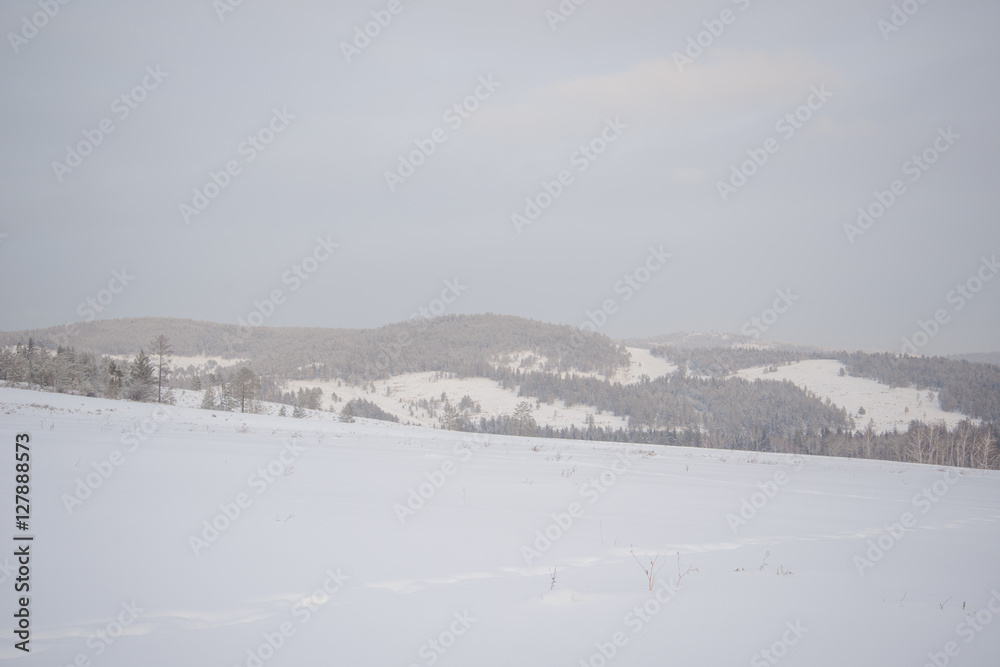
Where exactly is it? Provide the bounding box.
[127,350,155,402]
[293,403,306,419]
[216,371,237,411]
[441,402,467,430]
[340,402,355,423]
[106,360,125,399]
[200,386,217,410]
[150,335,174,403]
[513,401,536,436]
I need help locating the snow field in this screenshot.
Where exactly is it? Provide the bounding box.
[0,386,998,665]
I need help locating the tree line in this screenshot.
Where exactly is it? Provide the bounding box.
[2,319,997,469]
[0,336,174,404]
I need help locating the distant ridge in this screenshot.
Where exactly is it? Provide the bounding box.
[0,314,630,381]
[949,351,1000,367]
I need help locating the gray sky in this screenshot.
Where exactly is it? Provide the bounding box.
[1,0,997,354]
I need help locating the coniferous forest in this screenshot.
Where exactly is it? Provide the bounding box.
[1,314,997,469]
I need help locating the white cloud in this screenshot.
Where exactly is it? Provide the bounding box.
[473,51,844,143]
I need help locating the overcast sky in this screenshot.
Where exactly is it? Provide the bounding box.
[1,0,997,354]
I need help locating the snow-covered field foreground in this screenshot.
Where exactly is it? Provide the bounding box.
[2,387,999,666]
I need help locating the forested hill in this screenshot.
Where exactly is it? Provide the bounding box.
[648,345,1000,423]
[950,351,1000,367]
[3,316,998,468]
[0,314,630,381]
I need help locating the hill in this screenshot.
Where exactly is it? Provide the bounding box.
[1,316,997,469]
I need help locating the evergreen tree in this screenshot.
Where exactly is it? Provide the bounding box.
[150,335,174,403]
[200,386,217,410]
[216,371,237,411]
[441,402,467,430]
[513,401,536,436]
[106,360,124,399]
[127,350,155,402]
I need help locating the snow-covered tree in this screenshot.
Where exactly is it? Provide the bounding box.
[150,335,173,403]
[200,386,217,410]
[127,350,155,402]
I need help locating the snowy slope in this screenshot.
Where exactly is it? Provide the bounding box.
[2,386,999,666]
[285,373,631,431]
[737,360,976,433]
[496,347,677,384]
[282,346,676,430]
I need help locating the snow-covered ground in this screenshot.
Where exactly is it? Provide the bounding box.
[183,351,972,435]
[582,347,677,385]
[2,386,999,666]
[281,347,675,430]
[737,360,976,433]
[496,347,677,385]
[285,374,630,431]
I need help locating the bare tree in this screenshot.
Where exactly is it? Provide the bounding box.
[861,419,877,460]
[973,430,997,470]
[234,367,259,414]
[954,421,972,468]
[907,422,928,464]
